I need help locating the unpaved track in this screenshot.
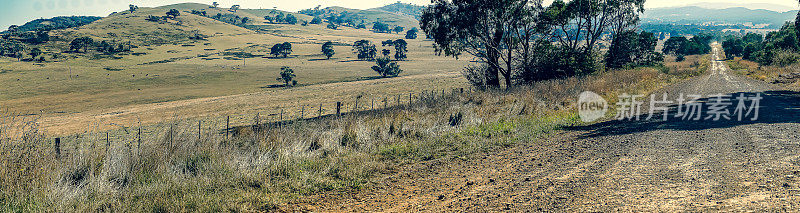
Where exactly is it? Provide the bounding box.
[293,44,800,212]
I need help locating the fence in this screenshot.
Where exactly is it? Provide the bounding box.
[30,87,472,159]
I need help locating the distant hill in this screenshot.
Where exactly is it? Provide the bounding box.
[642,6,798,27]
[684,2,795,12]
[370,2,425,19]
[7,16,102,32]
[54,3,253,46]
[298,4,420,29]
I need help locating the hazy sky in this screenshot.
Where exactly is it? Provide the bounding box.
[1,0,798,30]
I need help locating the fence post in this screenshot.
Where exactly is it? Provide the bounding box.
[371,99,374,111]
[226,116,230,139]
[198,121,202,142]
[409,93,412,107]
[384,97,388,109]
[54,138,61,159]
[137,127,142,156]
[336,102,342,116]
[460,88,464,94]
[255,113,260,132]
[354,98,359,112]
[280,109,284,126]
[105,132,110,154]
[319,103,323,118]
[300,105,305,120]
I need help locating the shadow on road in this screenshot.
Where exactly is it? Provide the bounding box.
[568,90,800,139]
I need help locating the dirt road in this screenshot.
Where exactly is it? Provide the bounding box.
[295,44,800,211]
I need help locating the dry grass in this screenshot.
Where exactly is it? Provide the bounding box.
[0,64,701,211]
[726,57,800,89]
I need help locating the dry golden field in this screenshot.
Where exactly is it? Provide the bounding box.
[0,4,471,136]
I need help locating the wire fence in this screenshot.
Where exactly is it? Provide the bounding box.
[0,86,473,159]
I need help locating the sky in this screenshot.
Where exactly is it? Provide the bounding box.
[0,0,798,30]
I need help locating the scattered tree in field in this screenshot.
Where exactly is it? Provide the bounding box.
[276,13,285,23]
[280,42,292,57]
[372,22,390,33]
[353,40,377,61]
[393,39,408,61]
[393,26,405,34]
[277,66,297,87]
[605,30,663,68]
[129,4,138,12]
[405,28,418,39]
[230,5,240,12]
[70,37,93,53]
[241,17,250,25]
[271,42,293,58]
[166,9,181,19]
[372,57,402,77]
[310,16,323,24]
[327,23,338,29]
[322,41,335,59]
[211,2,219,8]
[382,49,391,58]
[285,14,298,25]
[356,22,366,29]
[29,48,42,60]
[264,16,274,23]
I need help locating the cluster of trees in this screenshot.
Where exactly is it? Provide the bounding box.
[265,12,298,25]
[145,9,182,23]
[421,0,661,89]
[722,23,800,66]
[5,16,101,32]
[213,13,251,26]
[605,31,663,68]
[270,42,293,58]
[371,22,405,34]
[381,39,408,61]
[662,34,713,58]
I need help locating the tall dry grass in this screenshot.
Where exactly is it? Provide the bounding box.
[0,64,701,212]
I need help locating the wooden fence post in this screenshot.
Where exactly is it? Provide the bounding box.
[54,138,61,159]
[319,103,323,117]
[371,99,374,111]
[409,93,412,107]
[226,116,230,139]
[354,98,359,112]
[198,121,202,141]
[336,102,342,116]
[255,113,260,132]
[384,97,388,109]
[137,127,142,155]
[301,105,305,120]
[105,132,110,154]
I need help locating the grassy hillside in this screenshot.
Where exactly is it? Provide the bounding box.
[54,4,253,46]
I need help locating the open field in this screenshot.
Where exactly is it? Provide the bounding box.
[0,5,471,135]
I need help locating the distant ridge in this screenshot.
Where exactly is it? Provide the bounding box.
[683,2,796,12]
[642,6,798,27]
